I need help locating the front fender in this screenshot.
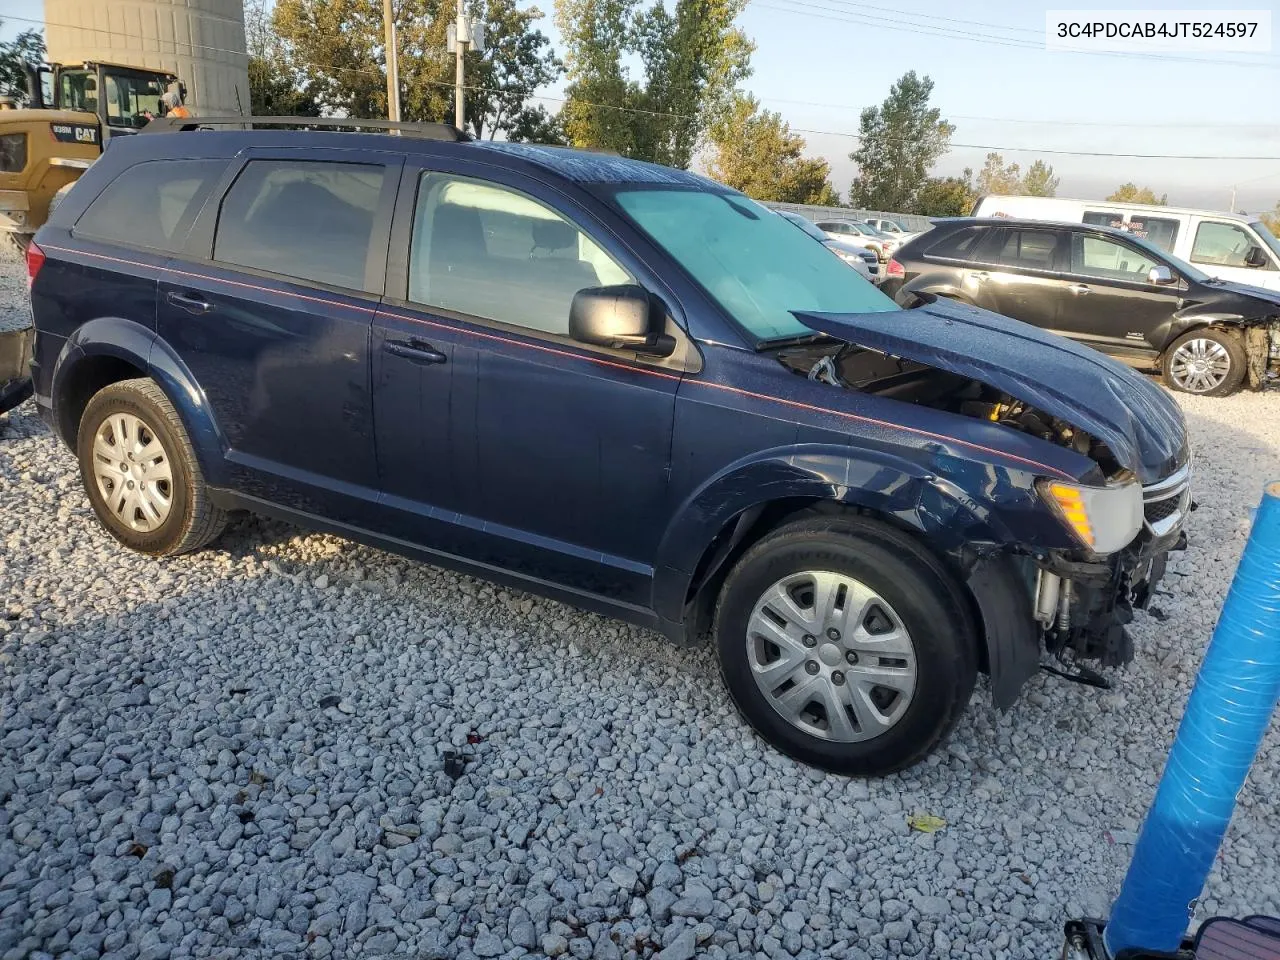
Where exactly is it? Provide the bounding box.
[651,444,1017,622]
[53,317,228,484]
[1155,308,1275,352]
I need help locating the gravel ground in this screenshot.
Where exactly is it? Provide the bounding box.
[2,253,1279,960]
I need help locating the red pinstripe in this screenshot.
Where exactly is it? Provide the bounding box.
[43,244,1075,479]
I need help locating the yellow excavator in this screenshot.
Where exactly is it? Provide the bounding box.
[0,61,182,250]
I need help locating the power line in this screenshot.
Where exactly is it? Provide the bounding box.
[19,8,1279,158]
[751,94,1275,129]
[751,0,1280,70]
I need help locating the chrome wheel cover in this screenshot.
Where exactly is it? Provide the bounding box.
[1169,338,1231,393]
[746,571,918,742]
[91,413,174,532]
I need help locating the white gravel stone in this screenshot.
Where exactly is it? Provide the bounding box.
[2,250,1279,958]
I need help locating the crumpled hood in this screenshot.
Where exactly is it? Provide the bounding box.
[793,298,1188,484]
[1189,278,1280,311]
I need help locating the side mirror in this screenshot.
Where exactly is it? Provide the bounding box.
[1147,265,1176,285]
[1244,246,1269,268]
[569,284,675,357]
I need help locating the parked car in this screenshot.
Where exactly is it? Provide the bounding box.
[971,194,1280,291]
[776,210,881,283]
[29,121,1190,776]
[863,217,923,243]
[884,217,1280,396]
[814,219,895,260]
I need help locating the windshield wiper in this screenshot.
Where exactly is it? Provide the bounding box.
[756,332,840,351]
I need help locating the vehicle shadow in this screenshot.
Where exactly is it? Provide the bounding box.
[2,394,1279,957]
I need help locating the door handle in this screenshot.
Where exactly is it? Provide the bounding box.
[1067,283,1091,296]
[385,338,448,365]
[165,291,213,314]
[968,271,989,283]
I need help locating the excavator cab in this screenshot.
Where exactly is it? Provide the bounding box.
[32,61,180,138]
[0,61,181,248]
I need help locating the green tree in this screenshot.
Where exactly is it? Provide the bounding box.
[848,71,953,211]
[1260,202,1280,235]
[556,0,640,154]
[272,0,560,138]
[912,170,976,217]
[1021,159,1059,197]
[975,152,1020,195]
[459,0,561,139]
[249,56,321,116]
[707,93,838,204]
[555,0,752,165]
[0,27,45,103]
[506,104,567,144]
[1107,182,1167,205]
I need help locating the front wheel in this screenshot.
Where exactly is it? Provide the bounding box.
[714,516,977,776]
[1162,328,1245,396]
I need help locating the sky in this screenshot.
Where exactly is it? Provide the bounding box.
[535,0,1280,214]
[7,0,1279,214]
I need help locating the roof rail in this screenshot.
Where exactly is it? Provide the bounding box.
[138,115,472,142]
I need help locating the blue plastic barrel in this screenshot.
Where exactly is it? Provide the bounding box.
[1105,482,1280,956]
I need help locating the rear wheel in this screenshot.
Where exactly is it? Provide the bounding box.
[77,378,227,556]
[714,516,977,776]
[1162,328,1245,396]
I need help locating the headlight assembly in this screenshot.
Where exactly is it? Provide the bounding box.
[1037,476,1144,554]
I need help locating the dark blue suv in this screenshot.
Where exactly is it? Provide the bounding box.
[27,120,1190,776]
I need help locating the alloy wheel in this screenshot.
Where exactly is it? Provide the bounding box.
[1168,337,1231,393]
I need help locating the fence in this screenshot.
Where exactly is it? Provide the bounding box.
[759,201,933,233]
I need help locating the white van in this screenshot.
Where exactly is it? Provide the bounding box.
[970,195,1280,290]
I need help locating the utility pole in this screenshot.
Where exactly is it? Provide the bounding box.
[1230,185,1237,213]
[454,0,466,131]
[382,0,400,122]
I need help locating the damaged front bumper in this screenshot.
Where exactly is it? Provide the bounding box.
[967,462,1191,708]
[1030,461,1191,666]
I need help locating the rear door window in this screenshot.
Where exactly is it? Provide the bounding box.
[995,228,1064,271]
[1124,215,1179,251]
[74,158,224,251]
[213,160,386,289]
[1083,210,1123,229]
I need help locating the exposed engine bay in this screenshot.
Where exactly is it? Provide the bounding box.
[777,342,1124,477]
[777,341,1186,679]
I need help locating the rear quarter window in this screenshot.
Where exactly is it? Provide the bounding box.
[73,158,225,252]
[0,133,27,173]
[924,226,990,260]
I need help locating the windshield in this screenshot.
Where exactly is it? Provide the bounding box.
[614,189,896,342]
[103,71,168,128]
[780,212,829,243]
[1117,229,1212,283]
[1251,221,1280,260]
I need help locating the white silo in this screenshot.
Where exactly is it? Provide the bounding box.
[45,0,250,116]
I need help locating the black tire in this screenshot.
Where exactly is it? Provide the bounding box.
[714,515,978,776]
[77,378,227,556]
[1161,328,1246,397]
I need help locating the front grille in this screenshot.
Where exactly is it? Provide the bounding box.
[1144,496,1181,524]
[1142,463,1191,537]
